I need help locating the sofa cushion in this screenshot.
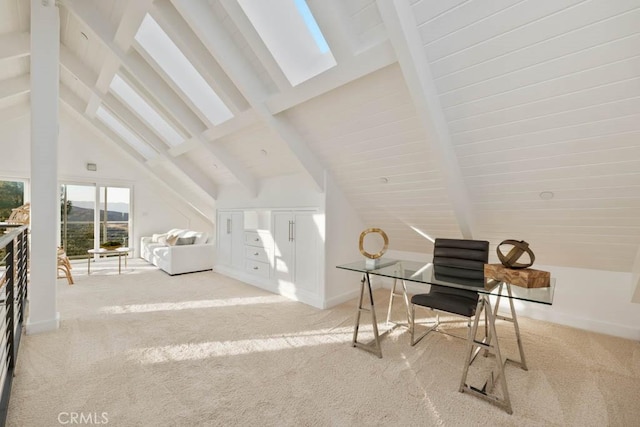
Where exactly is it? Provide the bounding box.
[182,230,208,245]
[166,235,179,246]
[176,236,196,246]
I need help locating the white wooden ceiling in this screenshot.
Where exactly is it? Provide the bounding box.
[1,0,640,272]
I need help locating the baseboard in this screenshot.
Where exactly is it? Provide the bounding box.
[378,278,640,341]
[213,266,324,309]
[323,288,362,309]
[26,312,60,334]
[516,305,640,341]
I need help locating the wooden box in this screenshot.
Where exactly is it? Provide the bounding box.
[484,264,550,288]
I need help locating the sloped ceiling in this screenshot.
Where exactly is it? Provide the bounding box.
[1,0,640,273]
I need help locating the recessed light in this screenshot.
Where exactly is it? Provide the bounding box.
[80,31,88,40]
[539,191,554,200]
[260,149,268,156]
[380,177,389,184]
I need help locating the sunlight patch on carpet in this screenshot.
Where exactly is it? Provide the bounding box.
[128,327,356,364]
[100,295,289,314]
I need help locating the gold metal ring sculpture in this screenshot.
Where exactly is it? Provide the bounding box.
[497,239,535,269]
[359,228,389,259]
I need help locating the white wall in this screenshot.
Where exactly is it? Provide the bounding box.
[215,173,323,209]
[515,264,640,341]
[0,112,213,256]
[323,173,366,308]
[631,246,640,303]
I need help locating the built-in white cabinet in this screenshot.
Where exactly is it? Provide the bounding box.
[273,211,319,296]
[214,208,323,308]
[216,211,244,269]
[244,230,271,279]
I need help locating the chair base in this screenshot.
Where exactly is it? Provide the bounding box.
[410,307,473,346]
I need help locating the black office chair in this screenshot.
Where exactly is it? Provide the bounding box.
[410,238,489,346]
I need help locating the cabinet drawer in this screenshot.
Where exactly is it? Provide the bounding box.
[245,246,269,263]
[245,231,266,247]
[245,260,270,279]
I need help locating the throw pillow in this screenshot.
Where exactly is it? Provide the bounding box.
[175,236,196,246]
[166,235,179,246]
[151,233,167,243]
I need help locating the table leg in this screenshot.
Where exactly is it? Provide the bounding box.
[118,254,122,274]
[352,273,383,358]
[496,283,528,370]
[87,255,91,275]
[385,278,412,327]
[459,294,513,414]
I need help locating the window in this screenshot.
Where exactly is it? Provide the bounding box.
[60,184,131,258]
[60,184,95,257]
[99,186,130,248]
[0,180,25,221]
[109,74,185,148]
[238,0,336,86]
[96,106,158,160]
[134,14,234,127]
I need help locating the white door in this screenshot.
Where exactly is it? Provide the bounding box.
[217,211,243,267]
[293,212,319,294]
[230,212,244,268]
[217,212,233,266]
[273,212,294,286]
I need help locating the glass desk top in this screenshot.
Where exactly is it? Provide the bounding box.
[337,259,555,305]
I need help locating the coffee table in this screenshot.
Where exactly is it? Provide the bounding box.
[87,247,130,274]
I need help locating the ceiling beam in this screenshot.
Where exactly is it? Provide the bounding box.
[60,46,218,199]
[152,0,248,115]
[265,40,396,115]
[0,31,30,61]
[307,0,356,63]
[0,101,30,126]
[60,85,145,162]
[82,0,152,117]
[0,74,30,101]
[172,0,327,192]
[218,0,290,92]
[377,0,476,239]
[62,0,258,196]
[201,109,258,143]
[60,86,215,216]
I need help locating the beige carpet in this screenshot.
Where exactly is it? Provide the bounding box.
[7,259,640,426]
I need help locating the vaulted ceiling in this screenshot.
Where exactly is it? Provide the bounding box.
[2,0,640,273]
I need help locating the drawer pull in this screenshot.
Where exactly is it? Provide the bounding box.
[254,238,260,242]
[254,252,259,256]
[253,266,259,270]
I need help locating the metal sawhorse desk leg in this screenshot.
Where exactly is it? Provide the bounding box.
[458,282,528,414]
[352,274,411,358]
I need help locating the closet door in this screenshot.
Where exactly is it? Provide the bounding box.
[217,212,233,266]
[217,211,244,268]
[292,212,319,294]
[273,212,294,286]
[230,212,244,268]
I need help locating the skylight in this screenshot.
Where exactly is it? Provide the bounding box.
[109,74,184,147]
[96,106,158,160]
[134,14,234,127]
[238,0,336,86]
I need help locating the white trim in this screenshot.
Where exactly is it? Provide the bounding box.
[213,265,325,309]
[26,312,60,335]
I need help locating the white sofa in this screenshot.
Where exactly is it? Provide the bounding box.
[140,228,214,275]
